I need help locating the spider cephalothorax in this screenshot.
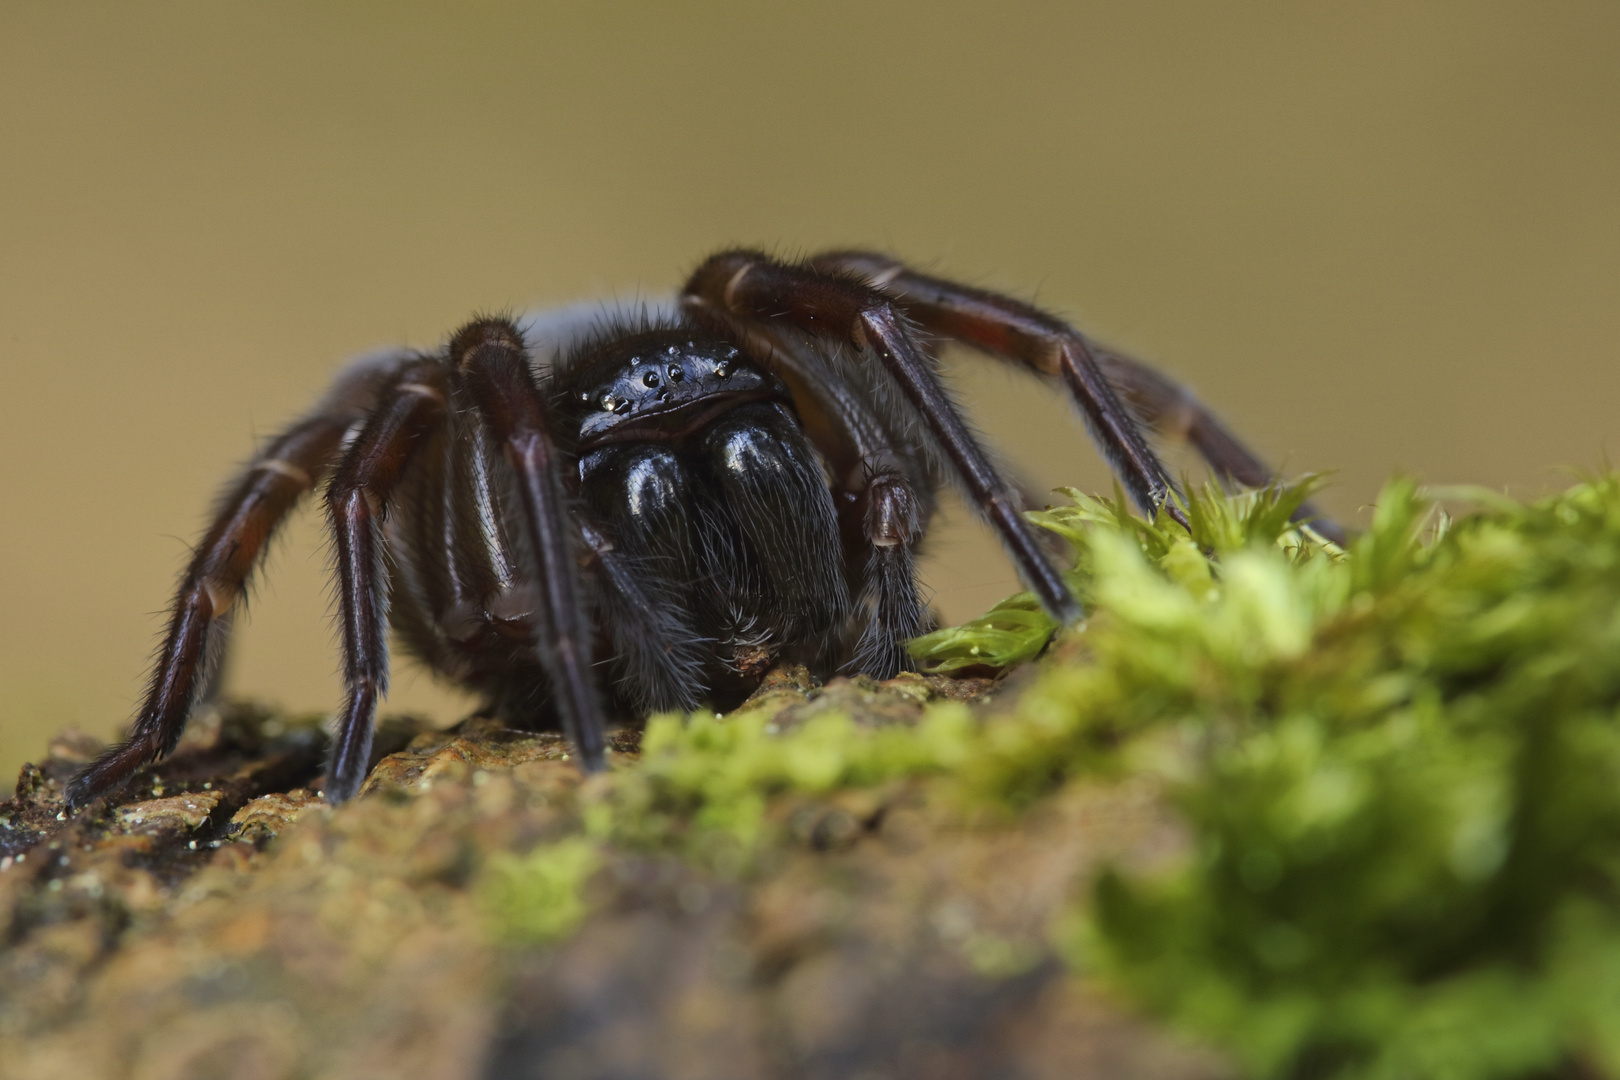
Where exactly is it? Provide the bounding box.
[67,249,1339,808]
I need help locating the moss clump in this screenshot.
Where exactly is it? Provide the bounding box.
[482,837,602,945]
[945,474,1620,1080]
[474,473,1620,1079]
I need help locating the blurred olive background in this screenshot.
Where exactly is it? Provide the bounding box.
[3,2,1617,793]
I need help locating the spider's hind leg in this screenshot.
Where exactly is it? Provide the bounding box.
[810,249,1345,544]
[66,351,415,808]
[1090,347,1346,545]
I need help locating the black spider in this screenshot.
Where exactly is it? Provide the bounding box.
[66,249,1339,808]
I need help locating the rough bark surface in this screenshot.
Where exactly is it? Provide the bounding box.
[0,675,1225,1080]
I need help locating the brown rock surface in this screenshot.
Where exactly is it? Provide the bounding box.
[0,681,1226,1080]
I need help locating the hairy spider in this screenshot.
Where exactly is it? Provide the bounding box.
[66,249,1339,807]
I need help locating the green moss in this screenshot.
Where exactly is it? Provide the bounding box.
[482,473,1620,1079]
[585,700,980,868]
[1034,474,1620,1080]
[481,837,601,945]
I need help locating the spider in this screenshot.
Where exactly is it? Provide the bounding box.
[66,249,1340,808]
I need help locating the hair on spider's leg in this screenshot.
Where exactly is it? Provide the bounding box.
[450,318,607,773]
[323,362,448,804]
[683,250,1083,626]
[65,352,417,809]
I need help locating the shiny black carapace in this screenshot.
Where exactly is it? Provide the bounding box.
[68,249,1338,807]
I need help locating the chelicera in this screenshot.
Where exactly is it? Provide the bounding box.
[67,249,1339,808]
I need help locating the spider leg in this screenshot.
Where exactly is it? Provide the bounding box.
[324,360,449,803]
[722,319,932,679]
[809,250,1345,544]
[388,415,533,688]
[449,319,607,774]
[66,352,412,808]
[683,250,1083,625]
[806,250,1182,527]
[1089,345,1346,545]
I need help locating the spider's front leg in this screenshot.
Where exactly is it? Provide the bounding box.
[684,250,1084,625]
[324,361,450,801]
[449,319,607,776]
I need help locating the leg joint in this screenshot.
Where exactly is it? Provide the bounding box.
[866,472,922,549]
[450,318,526,371]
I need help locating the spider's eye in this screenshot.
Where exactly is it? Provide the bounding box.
[600,394,619,412]
[641,371,660,389]
[714,360,731,378]
[666,365,684,382]
[578,391,591,403]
